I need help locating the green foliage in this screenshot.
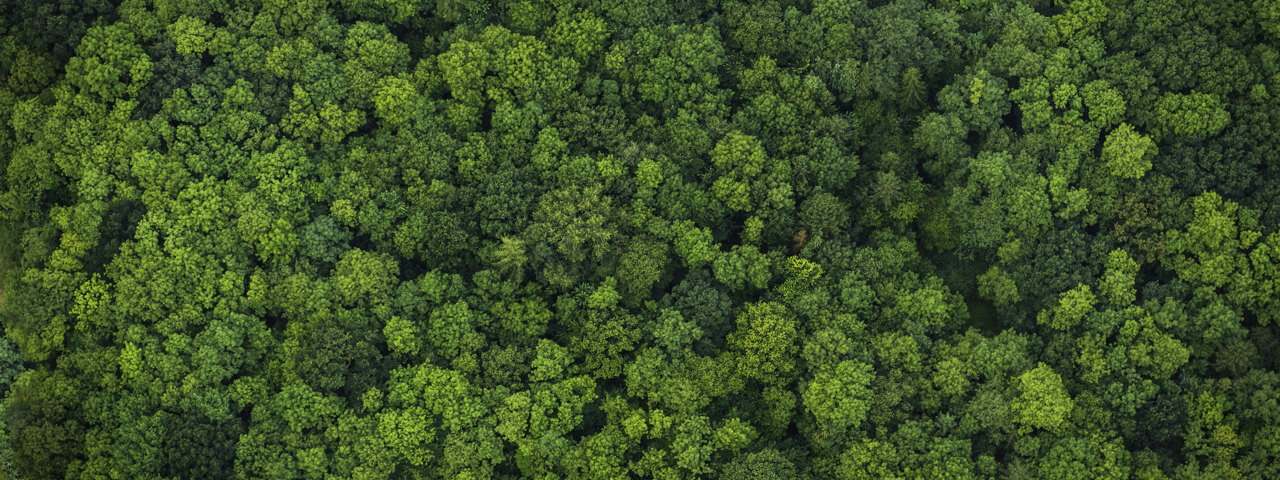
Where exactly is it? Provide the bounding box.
[1163,191,1280,323]
[492,236,529,281]
[1261,0,1280,39]
[372,75,417,128]
[331,248,400,307]
[0,337,22,391]
[949,150,1052,257]
[617,236,669,307]
[1037,436,1130,480]
[64,24,152,103]
[166,15,214,56]
[1103,123,1157,179]
[721,448,797,480]
[803,360,874,430]
[533,184,618,264]
[605,22,727,116]
[799,192,850,238]
[1012,363,1075,434]
[1099,249,1139,307]
[1037,284,1097,331]
[671,220,719,270]
[561,278,643,379]
[282,83,367,144]
[775,256,823,300]
[713,244,772,292]
[546,10,610,64]
[4,1,1280,477]
[978,265,1020,308]
[1152,91,1231,141]
[710,131,768,212]
[837,421,978,479]
[728,302,799,384]
[725,1,786,57]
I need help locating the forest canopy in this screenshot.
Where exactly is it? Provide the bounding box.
[1,0,1279,478]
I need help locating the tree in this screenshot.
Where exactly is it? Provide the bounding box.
[721,448,798,480]
[670,220,719,270]
[662,269,734,356]
[160,413,244,479]
[651,309,702,359]
[725,1,787,57]
[1037,436,1131,480]
[281,83,367,144]
[837,421,979,480]
[799,192,850,238]
[728,302,799,384]
[1099,249,1139,307]
[166,15,215,57]
[330,248,399,308]
[936,69,1012,134]
[1261,0,1280,39]
[1102,123,1157,179]
[803,360,874,430]
[8,370,87,479]
[394,210,471,270]
[492,236,529,282]
[883,275,969,337]
[1053,0,1110,41]
[372,75,417,128]
[546,10,610,64]
[532,184,618,265]
[1248,232,1280,326]
[775,256,823,301]
[733,54,832,142]
[978,265,1021,308]
[560,278,643,380]
[343,21,411,78]
[1037,283,1097,331]
[900,67,926,109]
[298,215,353,265]
[859,0,946,98]
[1081,79,1126,128]
[710,131,768,213]
[6,0,1280,476]
[496,374,597,475]
[914,113,971,178]
[667,414,756,476]
[425,300,486,370]
[617,236,669,307]
[1152,91,1230,141]
[1012,363,1075,434]
[713,245,772,292]
[604,22,727,117]
[948,150,1053,258]
[1164,191,1271,319]
[802,133,860,194]
[4,46,58,95]
[64,24,153,103]
[1005,225,1112,315]
[437,25,579,127]
[0,0,119,63]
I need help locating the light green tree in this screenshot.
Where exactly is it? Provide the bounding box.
[1102,123,1157,179]
[728,302,799,384]
[710,131,768,212]
[1099,249,1139,307]
[1152,91,1231,140]
[803,360,875,430]
[1037,284,1097,331]
[1012,363,1075,434]
[978,265,1020,308]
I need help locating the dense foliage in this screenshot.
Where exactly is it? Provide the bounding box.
[1,0,1279,478]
